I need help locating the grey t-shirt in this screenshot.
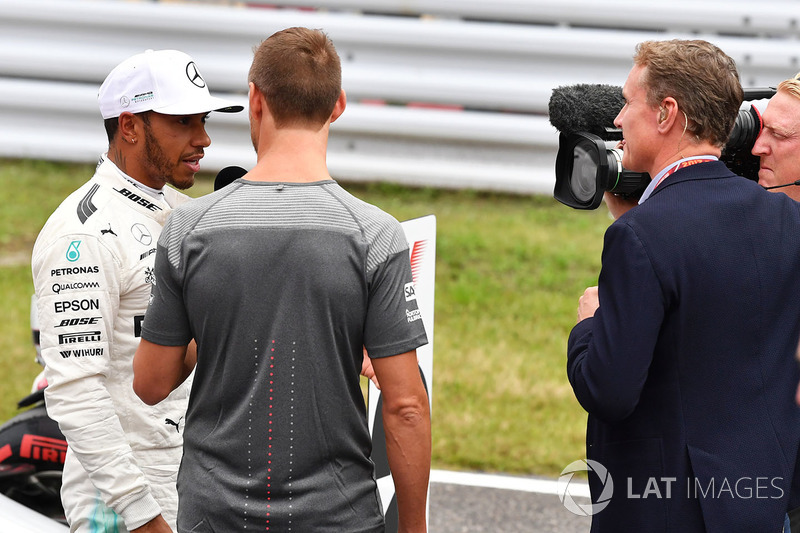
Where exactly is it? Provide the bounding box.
[141,179,428,532]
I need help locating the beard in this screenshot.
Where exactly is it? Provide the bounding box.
[142,125,195,191]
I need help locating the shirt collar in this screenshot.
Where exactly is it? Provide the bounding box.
[104,157,166,201]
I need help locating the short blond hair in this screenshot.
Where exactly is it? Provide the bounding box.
[777,72,800,101]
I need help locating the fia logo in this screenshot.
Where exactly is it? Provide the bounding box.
[66,241,81,262]
[404,282,417,302]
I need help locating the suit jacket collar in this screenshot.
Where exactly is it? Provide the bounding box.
[649,160,737,199]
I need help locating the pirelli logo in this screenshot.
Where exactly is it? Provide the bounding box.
[20,434,68,464]
[58,331,101,344]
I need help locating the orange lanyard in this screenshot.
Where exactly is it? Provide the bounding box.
[654,157,717,189]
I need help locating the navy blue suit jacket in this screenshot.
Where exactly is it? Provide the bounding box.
[568,161,800,532]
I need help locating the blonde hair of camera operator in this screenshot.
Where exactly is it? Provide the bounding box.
[778,72,800,101]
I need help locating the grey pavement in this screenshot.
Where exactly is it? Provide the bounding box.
[3,473,594,532]
[429,480,592,533]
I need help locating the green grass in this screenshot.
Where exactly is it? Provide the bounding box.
[0,158,612,478]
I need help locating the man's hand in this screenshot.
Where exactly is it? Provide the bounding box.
[131,515,172,533]
[362,347,380,389]
[603,140,641,220]
[577,286,600,322]
[604,192,639,220]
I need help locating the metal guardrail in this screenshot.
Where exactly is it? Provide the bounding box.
[239,0,800,37]
[0,0,798,194]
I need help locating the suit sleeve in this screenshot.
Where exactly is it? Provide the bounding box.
[567,220,666,423]
[32,233,162,528]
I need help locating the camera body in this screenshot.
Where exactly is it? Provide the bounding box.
[553,88,775,210]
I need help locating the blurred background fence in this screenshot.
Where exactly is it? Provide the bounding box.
[0,0,798,194]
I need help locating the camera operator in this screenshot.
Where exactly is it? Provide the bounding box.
[751,74,800,404]
[752,73,800,201]
[567,39,800,532]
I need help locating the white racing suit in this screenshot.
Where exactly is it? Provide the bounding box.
[32,156,193,532]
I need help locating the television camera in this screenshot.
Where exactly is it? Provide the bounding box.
[550,84,777,210]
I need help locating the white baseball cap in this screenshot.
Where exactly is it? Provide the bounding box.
[98,49,243,119]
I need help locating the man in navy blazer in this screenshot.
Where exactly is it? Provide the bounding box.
[567,39,800,532]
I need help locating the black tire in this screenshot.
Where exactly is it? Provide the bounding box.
[0,404,66,523]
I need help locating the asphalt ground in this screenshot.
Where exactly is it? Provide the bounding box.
[1,470,593,532]
[428,471,592,533]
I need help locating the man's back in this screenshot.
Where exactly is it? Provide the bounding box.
[142,179,427,531]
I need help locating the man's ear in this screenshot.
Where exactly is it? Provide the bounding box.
[657,97,679,133]
[117,112,138,145]
[248,82,263,121]
[330,89,347,123]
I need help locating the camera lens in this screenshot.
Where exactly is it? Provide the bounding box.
[570,139,600,203]
[727,107,761,150]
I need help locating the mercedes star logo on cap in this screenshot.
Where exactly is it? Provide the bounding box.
[185,62,206,88]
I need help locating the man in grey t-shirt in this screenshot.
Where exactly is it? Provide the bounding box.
[133,27,431,533]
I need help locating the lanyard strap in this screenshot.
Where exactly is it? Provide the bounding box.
[654,157,718,189]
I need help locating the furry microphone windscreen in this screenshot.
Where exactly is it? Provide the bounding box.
[548,84,625,139]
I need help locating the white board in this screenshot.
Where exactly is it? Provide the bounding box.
[368,214,436,531]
